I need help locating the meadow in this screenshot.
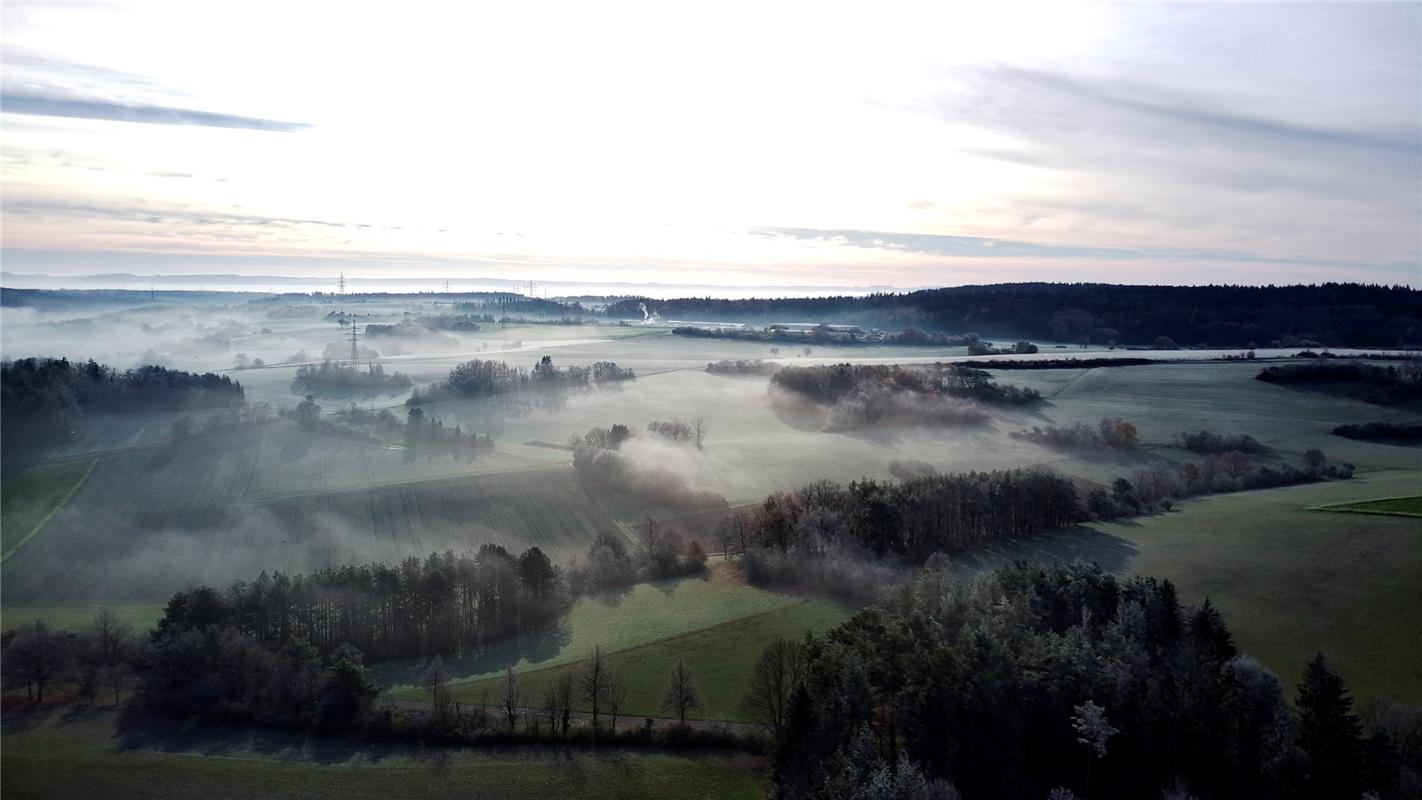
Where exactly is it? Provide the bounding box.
[434,597,852,722]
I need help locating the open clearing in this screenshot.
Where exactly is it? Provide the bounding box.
[1,457,96,561]
[0,708,764,800]
[1317,495,1422,518]
[433,598,853,722]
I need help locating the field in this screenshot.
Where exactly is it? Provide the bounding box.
[0,708,764,800]
[3,306,1421,794]
[1095,468,1422,703]
[0,457,96,561]
[435,598,852,722]
[1317,495,1422,518]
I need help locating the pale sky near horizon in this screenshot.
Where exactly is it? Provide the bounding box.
[2,1,1419,290]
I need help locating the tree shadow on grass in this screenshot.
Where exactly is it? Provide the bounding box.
[112,705,418,765]
[951,525,1140,577]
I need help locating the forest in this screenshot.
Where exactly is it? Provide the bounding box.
[612,283,1422,347]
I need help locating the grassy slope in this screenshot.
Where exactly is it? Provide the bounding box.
[434,599,852,722]
[1099,469,1422,703]
[0,709,764,800]
[1,457,97,560]
[1317,495,1422,518]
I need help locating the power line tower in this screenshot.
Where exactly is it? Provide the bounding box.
[349,322,360,364]
[338,272,347,295]
[444,278,451,293]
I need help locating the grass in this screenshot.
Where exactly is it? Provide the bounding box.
[435,598,853,722]
[0,604,165,634]
[1,457,97,561]
[374,563,811,689]
[1093,468,1422,704]
[0,707,765,800]
[1316,495,1422,518]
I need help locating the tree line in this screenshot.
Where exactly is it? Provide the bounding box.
[610,283,1422,348]
[718,468,1080,569]
[406,356,634,406]
[154,546,568,662]
[1,357,244,420]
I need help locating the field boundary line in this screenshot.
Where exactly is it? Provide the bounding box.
[2,456,99,563]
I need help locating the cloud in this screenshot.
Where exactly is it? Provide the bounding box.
[0,91,310,131]
[3,199,363,230]
[749,226,1412,276]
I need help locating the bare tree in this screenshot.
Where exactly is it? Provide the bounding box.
[607,672,628,734]
[422,655,452,728]
[660,657,701,724]
[500,665,521,731]
[105,662,132,705]
[741,638,804,740]
[540,680,561,736]
[1220,449,1251,480]
[93,609,130,668]
[579,646,610,732]
[6,621,68,702]
[691,416,706,449]
[554,672,576,739]
[714,520,735,560]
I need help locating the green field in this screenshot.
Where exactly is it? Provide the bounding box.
[434,599,852,722]
[376,563,818,690]
[1317,495,1422,518]
[0,708,764,800]
[1,457,97,561]
[0,604,165,634]
[1097,469,1422,703]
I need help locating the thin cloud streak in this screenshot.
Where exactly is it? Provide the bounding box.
[0,91,310,131]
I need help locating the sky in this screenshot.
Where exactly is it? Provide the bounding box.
[2,1,1419,291]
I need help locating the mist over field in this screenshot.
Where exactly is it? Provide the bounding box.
[4,2,1422,797]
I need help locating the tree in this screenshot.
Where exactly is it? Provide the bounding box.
[422,655,452,728]
[554,671,575,739]
[1072,700,1117,799]
[1303,448,1327,474]
[93,609,130,668]
[7,621,68,702]
[104,662,132,705]
[607,672,628,734]
[1220,450,1251,480]
[715,521,735,559]
[580,646,610,732]
[500,665,521,731]
[1153,336,1178,350]
[660,657,701,724]
[1298,654,1363,799]
[319,644,379,731]
[741,638,804,741]
[294,395,321,429]
[691,417,706,449]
